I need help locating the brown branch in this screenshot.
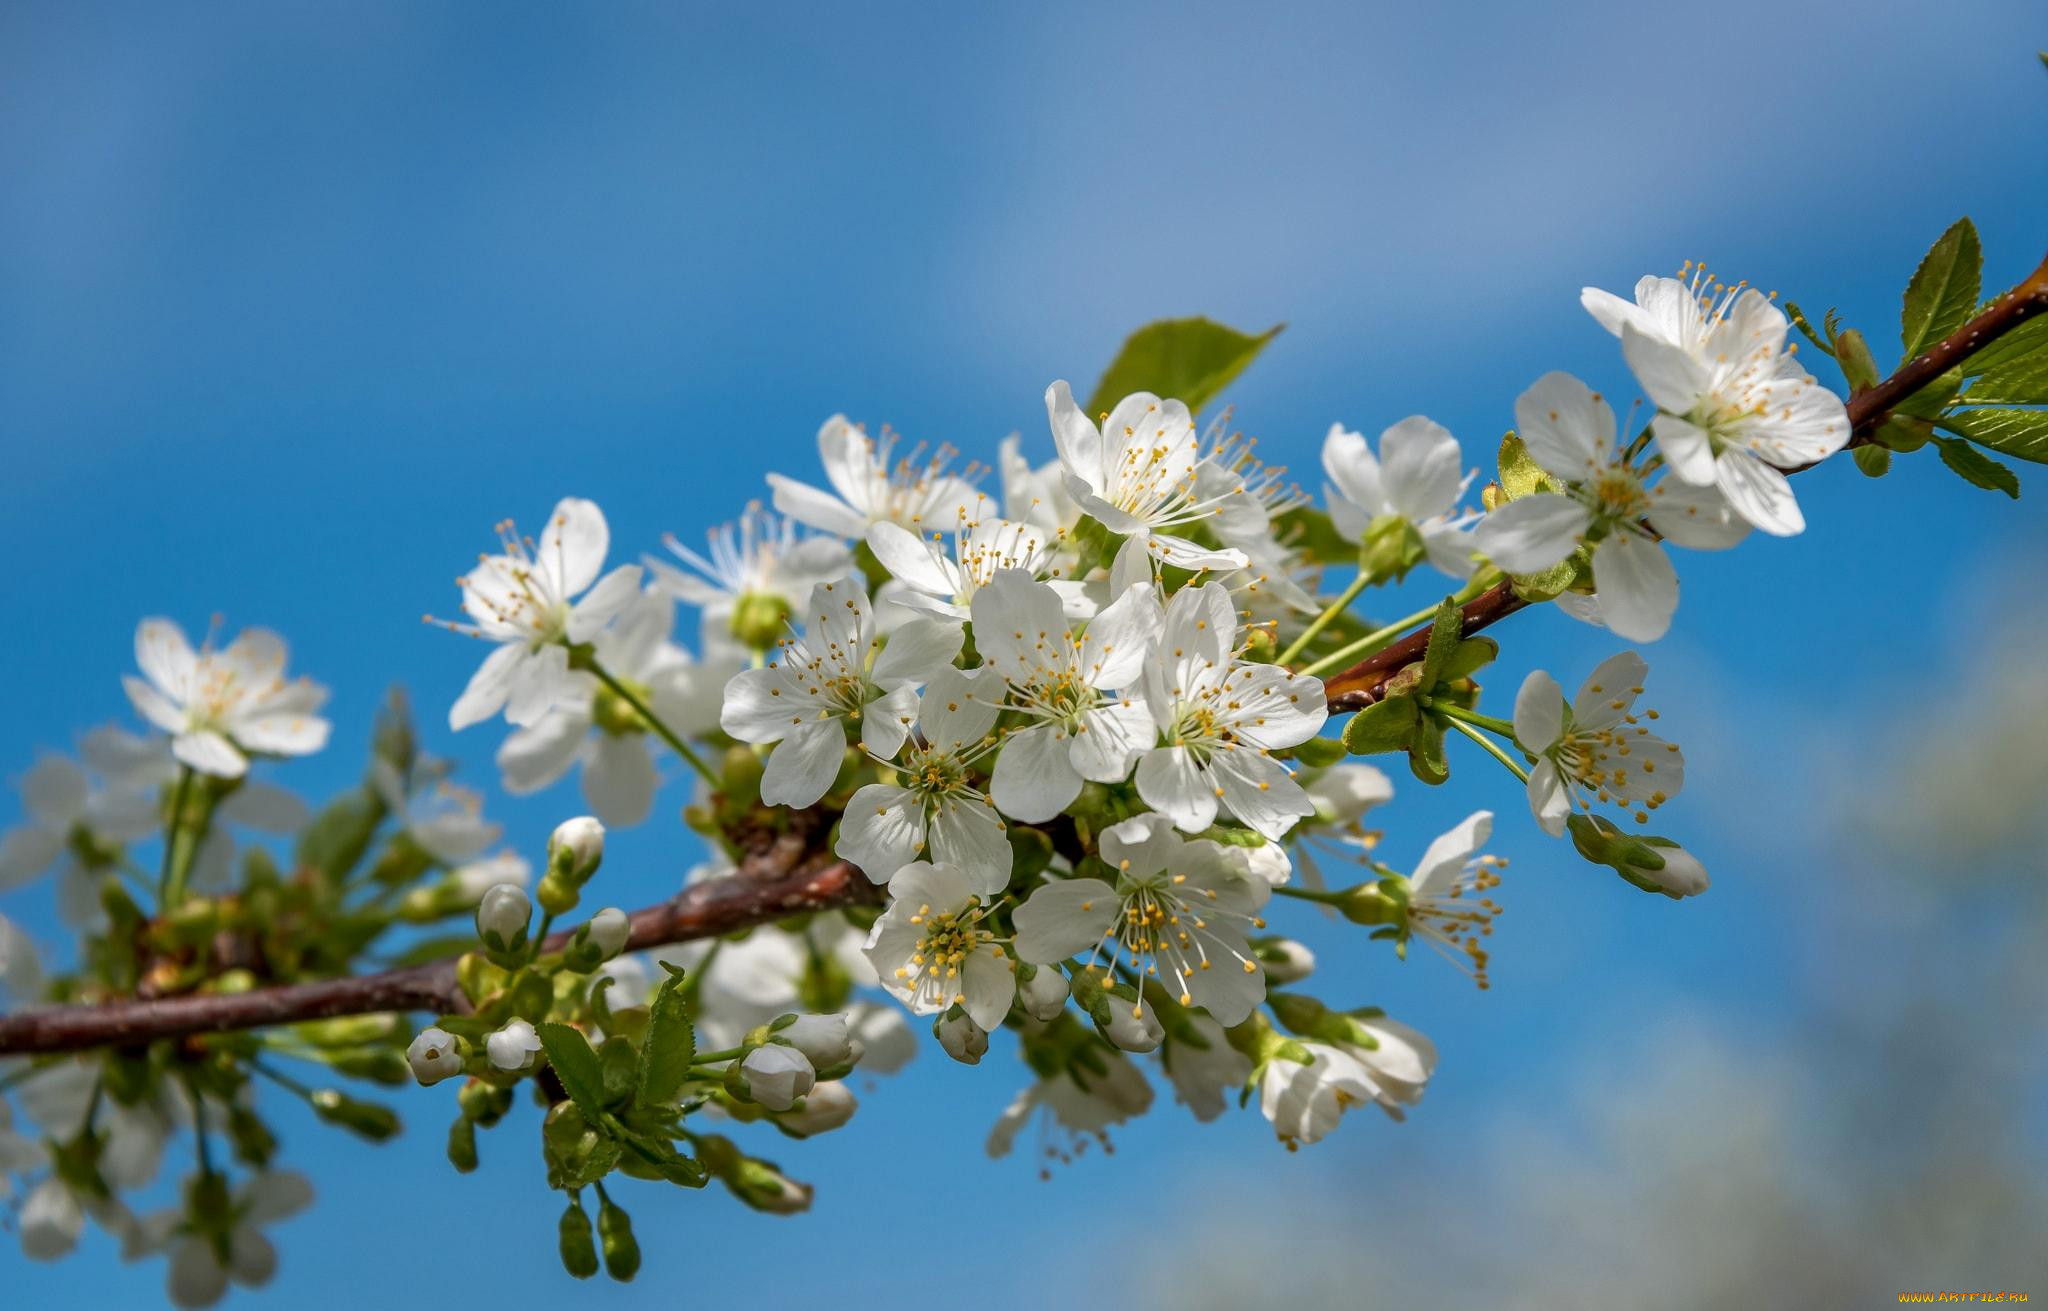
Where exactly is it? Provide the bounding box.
[4,252,2042,1062]
[0,838,877,1057]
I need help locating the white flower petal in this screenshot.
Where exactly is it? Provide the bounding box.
[1470,494,1590,573]
[583,736,658,828]
[1590,535,1678,643]
[1511,670,1565,753]
[760,718,847,809]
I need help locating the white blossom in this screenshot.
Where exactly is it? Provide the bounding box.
[1258,1016,1436,1145]
[1,912,45,1001]
[1132,582,1328,839]
[1016,965,1070,1022]
[867,497,1086,622]
[997,432,1081,534]
[1393,811,1505,989]
[1162,1013,1254,1122]
[768,415,980,537]
[1012,813,1270,1026]
[647,501,852,645]
[143,1171,312,1309]
[1322,417,1478,578]
[861,861,1014,1030]
[721,579,963,809]
[970,570,1161,823]
[1585,268,1849,536]
[1045,381,1250,575]
[836,665,1010,890]
[495,588,720,827]
[123,620,330,778]
[1470,372,1748,641]
[1514,652,1684,834]
[0,744,160,919]
[986,1052,1153,1164]
[439,497,643,731]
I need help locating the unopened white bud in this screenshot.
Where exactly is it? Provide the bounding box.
[475,883,531,953]
[774,1080,857,1137]
[548,816,606,882]
[1018,966,1069,1022]
[1230,841,1294,887]
[739,1044,815,1111]
[773,1014,856,1074]
[1260,940,1317,984]
[486,1018,542,1072]
[1103,1003,1164,1053]
[936,1011,988,1065]
[406,1027,465,1085]
[1633,844,1709,898]
[586,907,630,959]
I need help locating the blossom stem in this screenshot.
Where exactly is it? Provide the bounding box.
[157,765,219,909]
[1277,570,1372,665]
[1296,601,1444,679]
[582,656,722,789]
[531,913,557,964]
[1440,713,1529,783]
[1433,702,1518,739]
[691,1046,745,1064]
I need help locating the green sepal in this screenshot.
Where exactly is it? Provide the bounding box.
[1852,445,1891,478]
[1339,697,1419,755]
[1437,637,1498,683]
[1408,718,1449,786]
[1417,598,1463,689]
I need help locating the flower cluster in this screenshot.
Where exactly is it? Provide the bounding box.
[9,248,1933,1290]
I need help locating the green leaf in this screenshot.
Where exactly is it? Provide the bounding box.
[538,1023,612,1116]
[636,964,696,1108]
[1964,352,2048,406]
[1086,318,1282,417]
[1932,435,2020,498]
[1417,598,1463,690]
[1939,409,2048,464]
[1900,218,1981,360]
[1340,697,1419,755]
[295,787,384,883]
[1892,367,1962,419]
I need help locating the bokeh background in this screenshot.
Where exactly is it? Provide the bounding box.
[5,2,2046,1306]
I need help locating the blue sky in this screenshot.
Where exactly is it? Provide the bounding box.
[4,2,2046,1305]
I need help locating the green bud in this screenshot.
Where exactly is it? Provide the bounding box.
[558,1197,600,1279]
[730,591,793,651]
[310,1090,401,1142]
[1289,736,1347,768]
[323,1046,410,1086]
[597,1193,641,1282]
[446,1117,479,1173]
[458,1078,514,1126]
[1834,328,1881,393]
[721,744,764,804]
[590,678,650,736]
[1359,513,1428,582]
[1852,445,1891,478]
[1241,625,1278,664]
[227,1105,277,1168]
[548,817,606,885]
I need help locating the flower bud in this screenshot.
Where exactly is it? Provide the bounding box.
[596,1192,640,1282]
[585,907,630,960]
[771,1014,857,1076]
[458,1078,514,1126]
[1102,1002,1164,1054]
[548,816,606,884]
[737,1044,815,1111]
[1017,965,1070,1022]
[558,1197,599,1279]
[406,1027,465,1086]
[310,1089,400,1141]
[728,1156,812,1214]
[537,871,580,916]
[936,1010,988,1065]
[475,884,531,956]
[1258,940,1317,984]
[446,1117,478,1173]
[773,1080,857,1138]
[1628,841,1710,898]
[486,1018,543,1072]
